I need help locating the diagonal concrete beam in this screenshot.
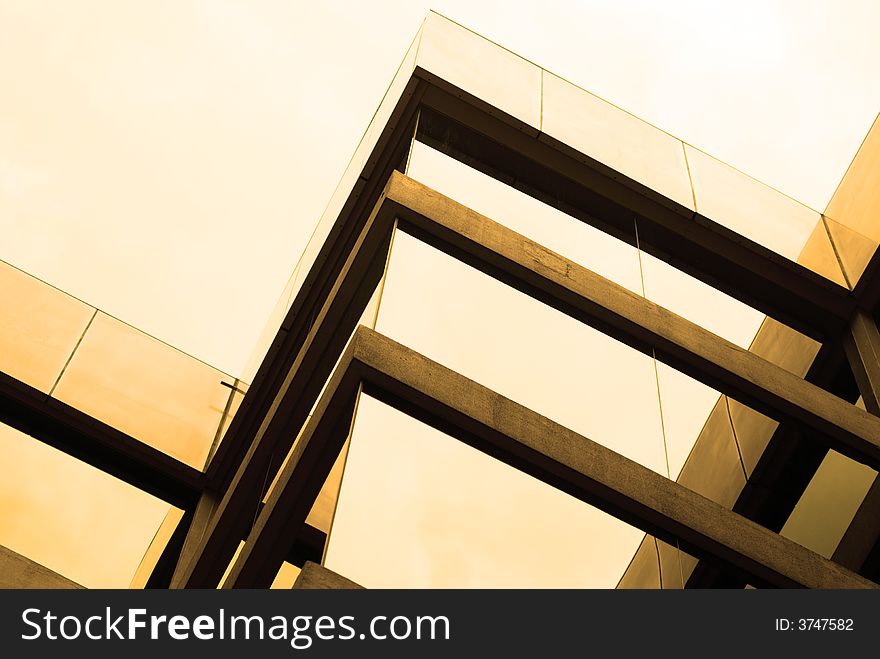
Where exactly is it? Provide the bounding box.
[843,309,880,415]
[384,172,880,472]
[185,172,880,589]
[225,326,875,589]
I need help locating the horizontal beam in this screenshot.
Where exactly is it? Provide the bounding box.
[415,91,855,340]
[0,371,203,509]
[227,326,875,589]
[384,172,880,472]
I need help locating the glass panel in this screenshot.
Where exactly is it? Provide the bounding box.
[797,217,848,288]
[618,534,740,589]
[417,12,542,131]
[824,215,879,289]
[540,72,694,212]
[727,397,780,478]
[824,113,880,245]
[128,507,185,589]
[52,312,234,469]
[411,143,812,358]
[685,145,847,285]
[0,260,95,393]
[376,230,668,477]
[305,439,349,534]
[655,539,700,589]
[326,394,644,587]
[617,536,661,589]
[209,379,248,465]
[781,449,877,559]
[0,421,171,588]
[743,316,821,378]
[673,395,747,509]
[242,268,300,384]
[271,562,302,589]
[652,362,724,480]
[352,28,421,181]
[218,541,245,589]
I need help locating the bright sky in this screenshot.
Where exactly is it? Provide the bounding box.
[2,0,879,377]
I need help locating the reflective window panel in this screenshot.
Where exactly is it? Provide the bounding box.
[540,72,694,212]
[685,145,847,286]
[0,260,95,393]
[824,113,880,247]
[52,312,237,469]
[781,448,877,560]
[271,562,302,589]
[416,12,542,131]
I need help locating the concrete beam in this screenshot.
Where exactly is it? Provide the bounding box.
[180,172,880,588]
[293,561,363,590]
[0,545,83,589]
[384,172,880,472]
[0,371,203,509]
[843,309,880,415]
[226,326,875,589]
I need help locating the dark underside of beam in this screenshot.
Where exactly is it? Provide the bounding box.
[414,93,854,341]
[0,371,203,509]
[144,512,326,589]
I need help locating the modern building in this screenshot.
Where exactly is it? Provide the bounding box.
[2,12,880,589]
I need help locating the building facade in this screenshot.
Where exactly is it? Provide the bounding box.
[2,12,880,589]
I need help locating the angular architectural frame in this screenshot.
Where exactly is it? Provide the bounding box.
[2,12,880,589]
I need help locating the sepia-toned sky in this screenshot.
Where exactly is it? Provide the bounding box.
[2,0,880,587]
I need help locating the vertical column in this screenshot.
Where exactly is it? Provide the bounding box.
[843,310,880,415]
